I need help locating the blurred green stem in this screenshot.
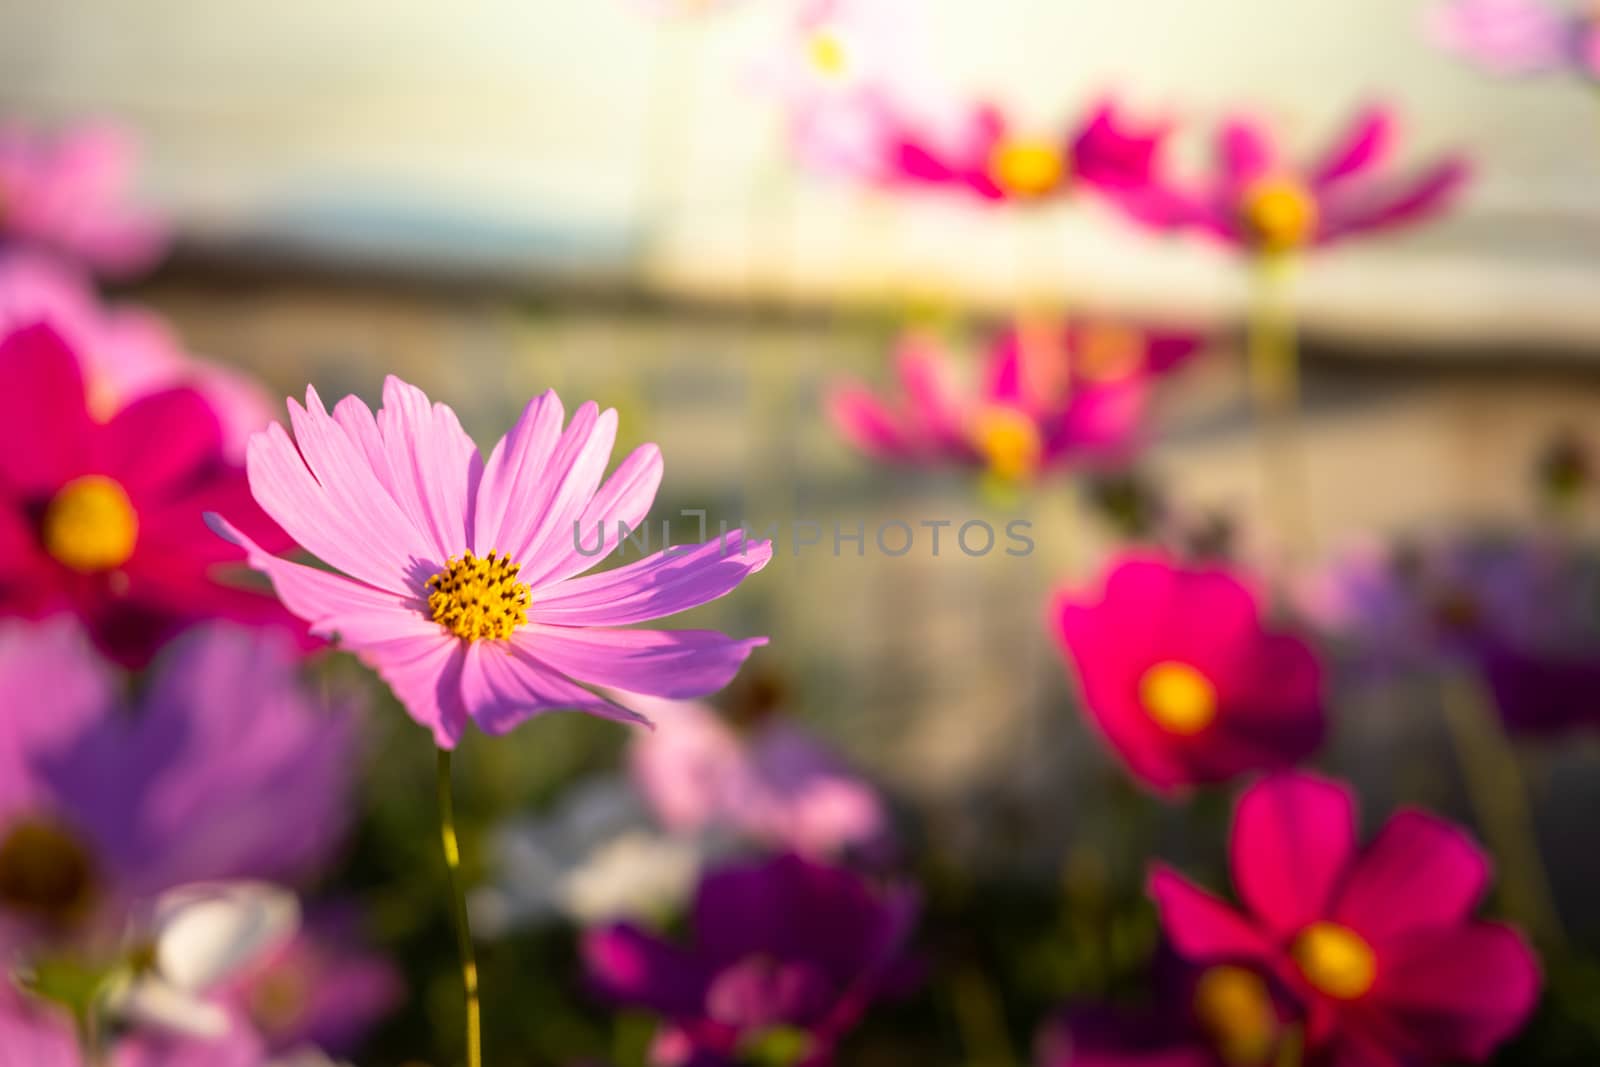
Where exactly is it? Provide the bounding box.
[1247,254,1310,557]
[1438,670,1565,947]
[438,747,483,1067]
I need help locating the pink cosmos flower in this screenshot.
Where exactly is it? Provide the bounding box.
[627,695,890,860]
[0,323,304,667]
[826,327,1148,482]
[0,253,274,458]
[1050,555,1326,794]
[1148,772,1541,1066]
[1427,0,1600,78]
[212,376,772,748]
[890,98,1171,206]
[0,122,167,277]
[0,987,265,1067]
[1117,105,1470,254]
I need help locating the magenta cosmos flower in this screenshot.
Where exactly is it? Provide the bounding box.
[1149,773,1541,1066]
[890,97,1170,206]
[0,253,273,458]
[628,695,890,860]
[1428,0,1600,78]
[212,376,771,748]
[1051,555,1325,793]
[0,618,355,957]
[0,323,303,667]
[584,853,918,1067]
[1118,106,1469,255]
[827,328,1147,482]
[0,122,167,277]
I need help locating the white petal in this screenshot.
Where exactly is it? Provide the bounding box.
[153,881,300,992]
[107,975,231,1039]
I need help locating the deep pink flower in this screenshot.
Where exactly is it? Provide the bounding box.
[584,854,918,1067]
[627,695,890,860]
[1117,105,1469,254]
[890,98,1171,205]
[1149,772,1541,1066]
[826,327,1147,481]
[212,376,771,748]
[0,618,355,958]
[1427,0,1600,78]
[1050,555,1325,793]
[0,253,273,458]
[0,323,304,667]
[0,122,167,277]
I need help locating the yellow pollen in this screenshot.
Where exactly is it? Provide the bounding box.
[1074,324,1147,383]
[1193,966,1277,1067]
[988,138,1068,198]
[970,406,1043,482]
[1293,921,1377,1000]
[0,818,99,928]
[42,475,139,573]
[1242,177,1318,253]
[426,550,532,642]
[806,29,850,79]
[1138,661,1218,735]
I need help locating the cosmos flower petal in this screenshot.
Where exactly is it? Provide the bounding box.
[894,337,965,442]
[364,632,470,748]
[1230,773,1356,938]
[152,882,300,994]
[207,515,434,647]
[1323,156,1471,240]
[1371,922,1540,1061]
[0,322,94,492]
[518,625,767,699]
[583,922,714,1017]
[0,618,115,812]
[503,404,621,583]
[1147,865,1275,963]
[100,387,225,495]
[825,384,914,458]
[528,534,774,624]
[469,390,566,558]
[375,375,483,558]
[1216,116,1277,188]
[1312,105,1396,187]
[460,640,650,736]
[246,415,429,595]
[1332,810,1491,944]
[528,442,666,589]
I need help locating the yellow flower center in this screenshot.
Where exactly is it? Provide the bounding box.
[988,138,1068,198]
[1193,965,1277,1067]
[1074,324,1147,383]
[806,28,851,80]
[0,818,99,928]
[1138,661,1218,735]
[970,406,1043,482]
[426,550,532,642]
[1293,921,1377,1000]
[42,475,139,573]
[1242,177,1318,253]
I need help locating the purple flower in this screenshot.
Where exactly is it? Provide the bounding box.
[584,854,918,1066]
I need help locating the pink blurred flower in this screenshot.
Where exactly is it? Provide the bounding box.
[0,323,305,667]
[0,987,265,1067]
[1117,105,1470,254]
[0,618,355,958]
[629,0,745,16]
[826,327,1148,482]
[0,253,273,458]
[0,122,167,277]
[1050,554,1326,794]
[628,695,890,860]
[1427,0,1600,77]
[584,853,918,1067]
[212,377,772,748]
[890,98,1172,206]
[1149,772,1541,1065]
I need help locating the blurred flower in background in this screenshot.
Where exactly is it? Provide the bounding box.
[1427,0,1600,79]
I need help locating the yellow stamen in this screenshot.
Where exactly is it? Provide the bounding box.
[426,551,532,642]
[1138,661,1218,735]
[970,406,1043,483]
[42,475,139,573]
[988,138,1068,198]
[1242,177,1318,253]
[806,28,850,79]
[1074,324,1146,383]
[0,818,98,927]
[1293,921,1377,1000]
[1193,965,1277,1066]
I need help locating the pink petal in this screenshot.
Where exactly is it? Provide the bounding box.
[1332,810,1490,945]
[518,625,768,699]
[894,337,965,445]
[459,639,648,736]
[0,322,93,493]
[503,405,621,583]
[470,390,567,556]
[99,388,223,495]
[375,376,482,558]
[825,385,913,458]
[529,534,773,625]
[525,442,665,589]
[1320,157,1470,242]
[1147,865,1276,962]
[364,632,470,747]
[1216,116,1276,188]
[1312,105,1396,187]
[1231,773,1356,938]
